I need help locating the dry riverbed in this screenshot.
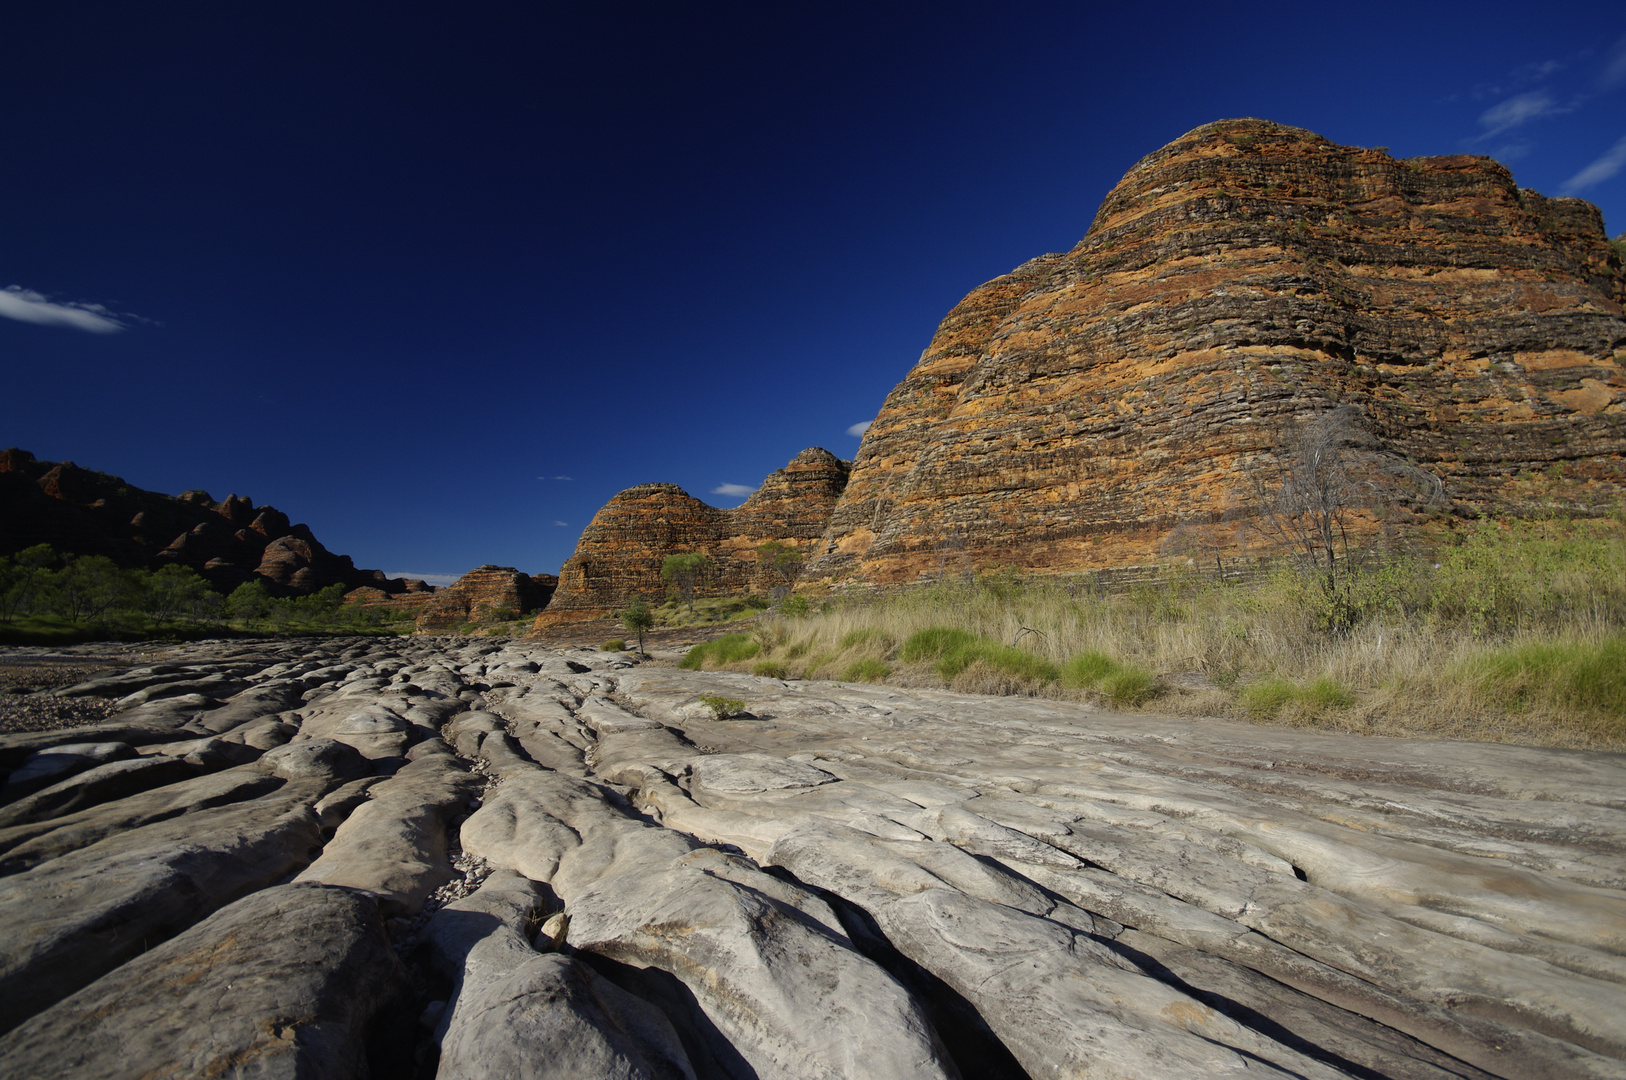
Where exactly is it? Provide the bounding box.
[1,635,1623,1079]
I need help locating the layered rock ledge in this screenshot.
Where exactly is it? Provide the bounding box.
[1,637,1623,1079]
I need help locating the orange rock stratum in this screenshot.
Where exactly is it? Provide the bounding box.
[546,119,1625,607]
[804,118,1624,584]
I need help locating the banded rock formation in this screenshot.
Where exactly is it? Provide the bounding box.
[0,448,428,598]
[2,637,1623,1078]
[533,448,849,628]
[415,565,559,634]
[804,118,1626,585]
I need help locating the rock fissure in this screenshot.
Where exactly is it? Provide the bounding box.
[0,638,1622,1078]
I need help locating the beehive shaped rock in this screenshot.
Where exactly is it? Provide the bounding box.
[804,118,1626,585]
[416,565,558,633]
[533,449,849,627]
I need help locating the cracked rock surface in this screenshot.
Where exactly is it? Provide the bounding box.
[0,636,1622,1079]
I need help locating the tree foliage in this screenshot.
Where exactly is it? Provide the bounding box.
[661,552,713,614]
[620,598,654,655]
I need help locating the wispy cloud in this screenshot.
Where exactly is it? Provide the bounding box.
[552,520,569,527]
[0,286,129,333]
[845,420,872,437]
[1601,33,1626,89]
[537,475,573,481]
[1477,90,1564,137]
[386,571,461,587]
[712,483,756,498]
[1562,133,1626,192]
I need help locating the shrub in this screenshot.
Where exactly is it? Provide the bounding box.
[679,633,760,670]
[1060,651,1118,688]
[601,638,626,652]
[697,694,747,719]
[753,660,789,679]
[900,627,979,663]
[843,658,890,683]
[1061,650,1155,706]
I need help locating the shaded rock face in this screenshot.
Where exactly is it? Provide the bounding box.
[804,119,1626,584]
[535,448,849,627]
[415,565,560,633]
[3,637,1624,1078]
[0,448,428,597]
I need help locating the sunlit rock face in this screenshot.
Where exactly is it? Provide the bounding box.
[533,448,849,628]
[414,565,557,633]
[805,118,1626,585]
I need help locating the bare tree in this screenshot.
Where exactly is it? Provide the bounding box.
[1246,406,1443,629]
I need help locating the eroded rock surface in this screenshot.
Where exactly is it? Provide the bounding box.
[1,636,1623,1079]
[536,447,850,627]
[806,118,1626,583]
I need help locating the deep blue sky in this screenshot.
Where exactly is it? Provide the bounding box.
[4,2,1624,583]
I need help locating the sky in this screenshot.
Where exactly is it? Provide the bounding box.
[4,2,1624,584]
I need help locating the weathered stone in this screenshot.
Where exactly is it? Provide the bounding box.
[534,448,850,627]
[802,119,1625,584]
[0,785,327,1032]
[0,448,426,597]
[0,883,408,1079]
[415,564,559,633]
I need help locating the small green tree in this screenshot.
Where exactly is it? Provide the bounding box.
[755,541,804,599]
[621,598,654,655]
[225,579,274,626]
[143,563,212,623]
[57,555,134,623]
[1,544,59,620]
[661,552,713,614]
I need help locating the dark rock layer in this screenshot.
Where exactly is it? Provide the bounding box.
[804,118,1625,584]
[534,447,849,627]
[0,448,428,597]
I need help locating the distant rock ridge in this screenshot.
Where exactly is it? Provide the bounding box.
[531,448,850,628]
[0,448,430,598]
[415,565,558,634]
[804,118,1625,584]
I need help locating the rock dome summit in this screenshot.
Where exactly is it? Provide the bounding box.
[548,118,1624,614]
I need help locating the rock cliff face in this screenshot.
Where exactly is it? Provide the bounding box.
[0,449,427,597]
[805,119,1626,585]
[415,565,559,633]
[534,448,850,627]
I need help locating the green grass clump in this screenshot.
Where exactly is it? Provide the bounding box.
[697,694,747,719]
[752,660,789,679]
[1061,650,1155,706]
[843,658,891,683]
[600,638,626,652]
[900,627,979,663]
[679,633,761,670]
[1476,635,1626,721]
[902,626,1057,683]
[1239,675,1354,718]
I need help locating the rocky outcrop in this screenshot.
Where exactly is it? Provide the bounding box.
[534,448,849,627]
[0,448,429,597]
[415,565,559,633]
[804,119,1626,585]
[2,636,1623,1078]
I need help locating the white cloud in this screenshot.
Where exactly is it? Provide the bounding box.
[386,571,461,587]
[1478,90,1562,136]
[552,520,569,527]
[845,420,872,437]
[1562,133,1626,192]
[537,475,573,481]
[1601,34,1626,89]
[0,286,128,333]
[711,483,756,498]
